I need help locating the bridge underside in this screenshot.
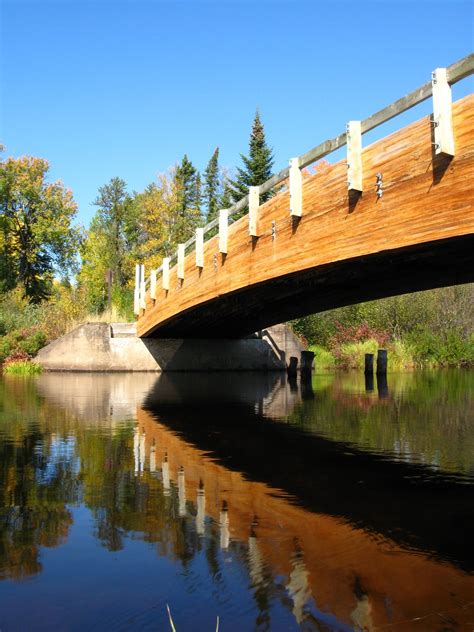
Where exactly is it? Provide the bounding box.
[144,235,474,338]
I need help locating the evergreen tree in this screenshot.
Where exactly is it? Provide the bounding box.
[230,110,274,204]
[175,155,201,220]
[203,147,220,222]
[219,176,233,211]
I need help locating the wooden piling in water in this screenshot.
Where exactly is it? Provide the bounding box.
[287,356,298,376]
[301,350,315,375]
[377,349,388,375]
[364,353,374,374]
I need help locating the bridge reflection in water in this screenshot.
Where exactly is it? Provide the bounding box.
[132,371,473,630]
[1,371,473,631]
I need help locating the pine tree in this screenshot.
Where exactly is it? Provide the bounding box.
[173,156,202,241]
[230,110,274,204]
[175,155,201,218]
[204,147,220,222]
[219,176,233,211]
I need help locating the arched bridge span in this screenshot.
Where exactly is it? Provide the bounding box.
[136,56,474,338]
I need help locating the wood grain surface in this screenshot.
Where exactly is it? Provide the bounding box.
[138,95,474,338]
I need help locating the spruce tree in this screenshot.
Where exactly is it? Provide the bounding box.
[204,147,220,222]
[219,177,233,210]
[230,110,274,204]
[175,155,201,217]
[173,155,202,240]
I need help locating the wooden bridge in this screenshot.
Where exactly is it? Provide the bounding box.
[136,54,474,338]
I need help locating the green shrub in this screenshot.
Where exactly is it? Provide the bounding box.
[18,330,47,356]
[0,336,13,363]
[437,331,474,366]
[407,326,474,367]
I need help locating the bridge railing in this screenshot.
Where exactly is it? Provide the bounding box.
[134,52,474,315]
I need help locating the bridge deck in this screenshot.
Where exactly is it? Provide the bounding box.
[138,94,474,338]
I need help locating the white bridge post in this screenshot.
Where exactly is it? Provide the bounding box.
[219,209,228,254]
[134,263,140,315]
[196,227,204,268]
[150,269,157,300]
[249,186,260,237]
[432,67,455,157]
[289,158,303,217]
[177,244,185,280]
[346,120,363,192]
[162,257,170,291]
[139,264,146,310]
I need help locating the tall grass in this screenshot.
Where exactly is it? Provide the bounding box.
[310,338,416,371]
[3,360,42,375]
[309,345,336,370]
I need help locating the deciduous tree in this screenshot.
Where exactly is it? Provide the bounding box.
[78,177,139,313]
[0,156,79,302]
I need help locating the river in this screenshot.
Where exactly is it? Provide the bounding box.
[0,370,472,631]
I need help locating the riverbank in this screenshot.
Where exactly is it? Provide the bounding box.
[1,285,473,372]
[310,335,474,371]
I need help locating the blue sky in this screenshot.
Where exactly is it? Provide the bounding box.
[1,0,473,225]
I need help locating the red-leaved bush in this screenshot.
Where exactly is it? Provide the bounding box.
[328,322,391,369]
[3,349,32,366]
[329,322,391,349]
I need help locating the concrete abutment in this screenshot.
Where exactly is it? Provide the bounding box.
[36,322,306,372]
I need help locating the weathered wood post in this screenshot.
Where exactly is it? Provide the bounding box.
[364,353,374,374]
[376,349,388,375]
[287,356,298,376]
[365,353,375,391]
[301,350,315,376]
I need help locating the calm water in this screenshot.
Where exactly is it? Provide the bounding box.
[0,371,473,631]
